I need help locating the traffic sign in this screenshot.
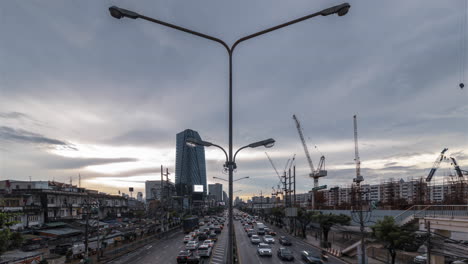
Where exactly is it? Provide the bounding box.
[312,185,327,191]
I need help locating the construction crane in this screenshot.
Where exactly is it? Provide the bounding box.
[292,115,327,189]
[449,157,467,178]
[426,148,449,182]
[353,115,364,183]
[265,152,281,181]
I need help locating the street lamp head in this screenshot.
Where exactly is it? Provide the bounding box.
[186,137,213,147]
[108,6,139,19]
[320,3,351,17]
[248,138,275,149]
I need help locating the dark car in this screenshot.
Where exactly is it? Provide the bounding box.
[277,247,294,261]
[177,250,193,263]
[198,233,208,241]
[209,232,218,242]
[301,250,323,264]
[214,226,221,234]
[279,236,292,246]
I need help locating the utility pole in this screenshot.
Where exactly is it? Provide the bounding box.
[426,220,431,264]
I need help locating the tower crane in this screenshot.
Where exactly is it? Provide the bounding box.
[292,115,326,189]
[353,115,364,184]
[449,157,467,178]
[426,148,449,182]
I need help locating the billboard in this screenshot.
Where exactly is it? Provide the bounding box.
[193,185,204,193]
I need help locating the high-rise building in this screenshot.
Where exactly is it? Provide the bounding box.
[175,129,207,196]
[223,191,228,202]
[208,183,223,202]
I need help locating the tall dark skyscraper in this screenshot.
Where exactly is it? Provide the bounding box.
[175,129,207,196]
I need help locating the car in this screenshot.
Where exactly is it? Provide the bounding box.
[251,235,262,244]
[268,231,277,236]
[185,241,199,250]
[263,235,275,243]
[277,247,294,261]
[197,244,212,257]
[214,226,222,234]
[199,221,205,226]
[452,260,468,264]
[203,239,214,248]
[177,250,193,263]
[414,254,427,264]
[198,233,208,241]
[247,229,256,237]
[189,232,197,238]
[183,235,192,243]
[257,243,272,257]
[279,236,292,246]
[209,232,218,242]
[301,250,323,264]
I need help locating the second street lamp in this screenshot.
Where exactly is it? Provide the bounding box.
[108,4,350,263]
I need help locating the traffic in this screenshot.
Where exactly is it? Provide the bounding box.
[177,213,227,263]
[235,209,335,264]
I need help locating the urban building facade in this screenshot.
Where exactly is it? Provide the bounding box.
[175,129,207,196]
[145,180,176,202]
[208,183,223,202]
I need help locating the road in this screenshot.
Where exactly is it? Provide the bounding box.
[234,209,346,264]
[108,218,228,264]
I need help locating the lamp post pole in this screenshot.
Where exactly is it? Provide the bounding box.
[108,4,350,262]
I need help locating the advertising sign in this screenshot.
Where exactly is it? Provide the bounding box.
[193,185,204,193]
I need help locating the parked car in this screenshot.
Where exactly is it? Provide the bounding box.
[185,241,199,251]
[251,235,262,244]
[277,247,294,261]
[414,254,427,264]
[263,235,275,244]
[279,236,292,246]
[257,243,272,257]
[301,250,323,264]
[197,244,212,257]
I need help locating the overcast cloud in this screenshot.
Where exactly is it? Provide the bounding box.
[1,0,467,199]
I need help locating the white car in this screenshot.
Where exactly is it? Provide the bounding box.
[198,244,212,257]
[251,235,261,244]
[414,254,427,264]
[257,243,272,256]
[203,239,214,248]
[183,235,192,243]
[263,235,275,244]
[199,221,205,226]
[185,241,199,250]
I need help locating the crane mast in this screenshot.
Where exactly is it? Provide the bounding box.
[353,115,363,183]
[426,148,448,182]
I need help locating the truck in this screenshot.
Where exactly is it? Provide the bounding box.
[182,216,199,234]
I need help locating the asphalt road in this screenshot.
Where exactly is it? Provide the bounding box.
[234,210,347,264]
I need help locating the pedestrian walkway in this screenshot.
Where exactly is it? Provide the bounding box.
[210,227,228,264]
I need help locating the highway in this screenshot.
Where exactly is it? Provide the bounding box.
[108,218,228,264]
[234,209,346,264]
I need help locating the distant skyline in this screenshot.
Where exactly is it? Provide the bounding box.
[1,0,467,200]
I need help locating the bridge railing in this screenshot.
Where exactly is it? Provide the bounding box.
[394,205,468,225]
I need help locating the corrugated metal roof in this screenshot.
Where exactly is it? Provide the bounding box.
[39,227,82,236]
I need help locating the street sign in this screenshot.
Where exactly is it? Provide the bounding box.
[312,185,327,191]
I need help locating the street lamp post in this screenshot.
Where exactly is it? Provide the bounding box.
[213,176,249,182]
[108,4,350,262]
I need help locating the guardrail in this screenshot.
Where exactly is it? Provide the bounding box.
[394,205,468,225]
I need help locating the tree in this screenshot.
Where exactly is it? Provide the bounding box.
[271,207,284,226]
[0,212,22,254]
[372,216,414,264]
[312,212,350,247]
[296,208,315,238]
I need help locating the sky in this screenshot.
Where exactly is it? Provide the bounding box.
[1,0,467,200]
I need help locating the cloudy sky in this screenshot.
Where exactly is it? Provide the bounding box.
[1,0,467,200]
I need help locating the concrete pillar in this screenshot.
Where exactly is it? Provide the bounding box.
[431,229,451,264]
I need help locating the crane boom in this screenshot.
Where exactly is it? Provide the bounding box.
[353,115,363,183]
[293,115,315,175]
[426,148,448,182]
[450,157,464,178]
[265,152,281,181]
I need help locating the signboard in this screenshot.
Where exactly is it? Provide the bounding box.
[129,187,134,192]
[193,185,204,193]
[285,207,297,217]
[312,185,327,191]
